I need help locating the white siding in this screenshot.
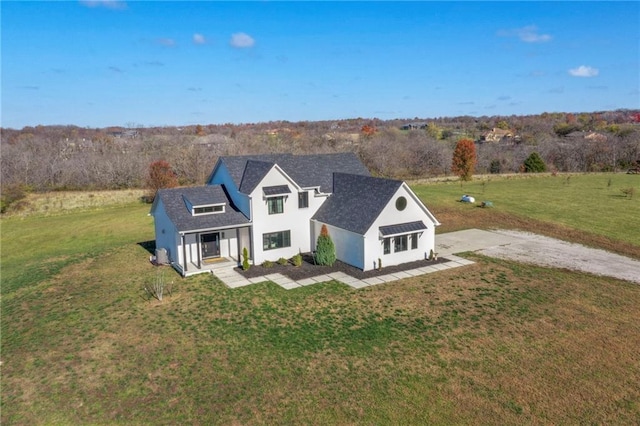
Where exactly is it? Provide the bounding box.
[312,221,365,269]
[250,167,327,264]
[363,185,436,271]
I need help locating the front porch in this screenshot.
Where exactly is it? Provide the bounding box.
[173,256,237,277]
[175,225,252,277]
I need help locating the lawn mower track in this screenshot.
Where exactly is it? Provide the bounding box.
[437,229,640,285]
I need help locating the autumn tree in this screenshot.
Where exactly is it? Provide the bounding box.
[315,224,336,266]
[451,138,477,181]
[147,160,178,199]
[361,124,377,138]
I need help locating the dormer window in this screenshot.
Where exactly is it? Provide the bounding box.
[192,204,225,215]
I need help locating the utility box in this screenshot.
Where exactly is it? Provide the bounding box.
[155,248,169,265]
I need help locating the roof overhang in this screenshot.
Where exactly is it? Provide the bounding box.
[379,221,427,237]
[263,185,291,197]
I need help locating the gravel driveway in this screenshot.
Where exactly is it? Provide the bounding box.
[436,229,640,285]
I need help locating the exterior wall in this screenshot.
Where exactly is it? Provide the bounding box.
[363,185,436,271]
[208,161,251,218]
[249,167,327,264]
[312,220,365,269]
[151,198,179,263]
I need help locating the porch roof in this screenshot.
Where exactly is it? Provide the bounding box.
[156,186,250,233]
[379,221,427,237]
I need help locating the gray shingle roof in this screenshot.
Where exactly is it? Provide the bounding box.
[155,186,250,232]
[379,221,427,236]
[312,173,403,235]
[218,152,370,194]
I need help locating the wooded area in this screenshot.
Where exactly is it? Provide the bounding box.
[2,110,639,200]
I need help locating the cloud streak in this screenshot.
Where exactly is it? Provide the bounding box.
[79,0,127,10]
[498,25,552,43]
[193,34,207,45]
[230,32,255,48]
[569,65,599,77]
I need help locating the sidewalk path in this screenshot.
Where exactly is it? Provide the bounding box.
[210,255,474,290]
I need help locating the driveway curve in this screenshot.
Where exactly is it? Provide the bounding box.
[436,229,640,285]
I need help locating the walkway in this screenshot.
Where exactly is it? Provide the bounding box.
[209,255,475,290]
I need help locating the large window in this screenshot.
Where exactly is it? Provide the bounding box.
[263,230,291,250]
[298,191,309,209]
[383,237,391,254]
[394,235,408,252]
[267,196,284,215]
[411,233,419,250]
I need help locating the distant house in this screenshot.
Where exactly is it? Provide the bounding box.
[401,122,428,130]
[150,153,440,277]
[481,128,514,143]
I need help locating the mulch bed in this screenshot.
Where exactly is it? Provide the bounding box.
[235,253,451,281]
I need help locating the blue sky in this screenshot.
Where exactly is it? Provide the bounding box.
[2,1,638,128]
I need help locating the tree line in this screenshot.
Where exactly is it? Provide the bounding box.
[2,110,639,211]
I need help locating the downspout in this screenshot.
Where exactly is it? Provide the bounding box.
[181,233,187,276]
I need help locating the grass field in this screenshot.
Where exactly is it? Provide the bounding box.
[2,173,639,424]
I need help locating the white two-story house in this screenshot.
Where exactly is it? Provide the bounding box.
[150,153,440,276]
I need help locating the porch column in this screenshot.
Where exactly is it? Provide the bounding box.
[181,234,187,276]
[196,232,202,269]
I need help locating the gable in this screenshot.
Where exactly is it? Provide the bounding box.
[154,185,250,233]
[312,173,402,235]
[313,174,439,236]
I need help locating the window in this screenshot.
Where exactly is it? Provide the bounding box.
[193,205,224,215]
[263,231,291,250]
[394,235,408,252]
[267,196,284,215]
[298,191,309,209]
[411,233,419,250]
[383,237,391,255]
[395,196,407,211]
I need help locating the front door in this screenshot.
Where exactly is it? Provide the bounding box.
[201,233,220,259]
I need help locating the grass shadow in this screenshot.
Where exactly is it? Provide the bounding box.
[138,240,156,255]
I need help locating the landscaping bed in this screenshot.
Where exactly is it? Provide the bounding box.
[235,252,450,281]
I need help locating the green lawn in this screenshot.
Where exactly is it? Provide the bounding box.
[2,174,639,425]
[412,173,640,245]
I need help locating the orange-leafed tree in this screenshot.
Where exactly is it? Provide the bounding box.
[361,124,377,138]
[147,160,178,196]
[451,138,477,181]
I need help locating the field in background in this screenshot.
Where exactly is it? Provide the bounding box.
[2,173,639,424]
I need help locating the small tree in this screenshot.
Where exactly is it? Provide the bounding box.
[242,247,250,271]
[451,138,477,181]
[523,152,546,173]
[315,224,336,266]
[147,160,178,200]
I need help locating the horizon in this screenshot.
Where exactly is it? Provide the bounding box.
[2,1,639,129]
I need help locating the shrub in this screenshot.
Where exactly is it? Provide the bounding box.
[315,224,336,266]
[523,152,546,173]
[0,184,28,214]
[291,253,302,267]
[621,187,636,199]
[261,260,274,268]
[277,257,288,266]
[489,159,502,174]
[242,247,250,271]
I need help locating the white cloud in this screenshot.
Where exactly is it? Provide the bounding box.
[79,0,127,10]
[230,32,255,48]
[157,38,176,47]
[569,65,599,77]
[193,34,206,45]
[498,25,552,43]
